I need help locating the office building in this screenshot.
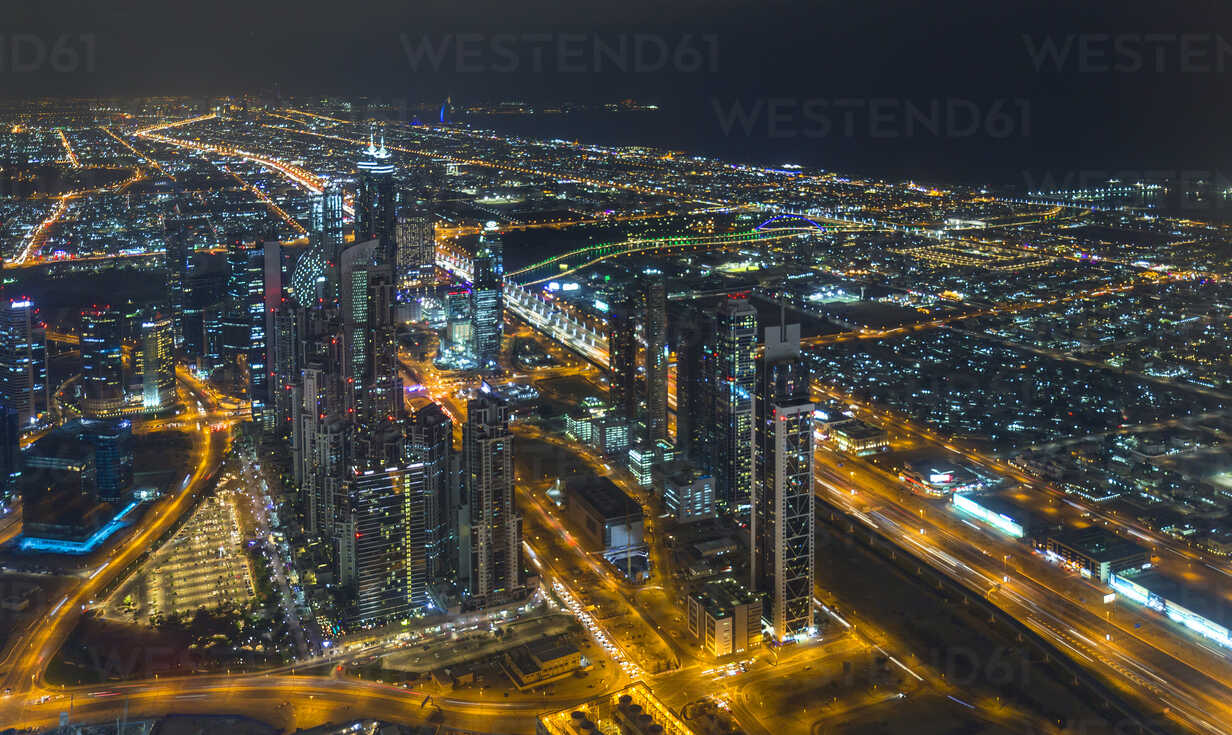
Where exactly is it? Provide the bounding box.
[712,294,757,517]
[162,217,191,345]
[663,466,715,523]
[461,389,521,605]
[643,277,668,442]
[470,236,504,368]
[0,297,47,427]
[410,402,455,586]
[80,305,125,418]
[396,209,436,290]
[607,301,638,421]
[356,135,397,263]
[341,462,433,624]
[137,311,175,411]
[688,577,763,657]
[751,322,815,641]
[80,418,134,504]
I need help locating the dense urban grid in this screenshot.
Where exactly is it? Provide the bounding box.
[0,95,1230,735]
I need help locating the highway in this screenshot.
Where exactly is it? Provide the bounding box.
[811,441,1232,735]
[0,367,233,696]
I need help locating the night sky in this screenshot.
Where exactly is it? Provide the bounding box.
[7,0,1232,184]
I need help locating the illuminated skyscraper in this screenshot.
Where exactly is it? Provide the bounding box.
[356,135,397,264]
[607,301,638,421]
[751,322,814,641]
[340,461,433,624]
[712,294,757,518]
[643,277,668,443]
[138,311,175,411]
[0,297,47,427]
[163,217,191,346]
[461,389,521,605]
[81,305,125,418]
[469,236,504,369]
[410,403,455,585]
[396,209,436,290]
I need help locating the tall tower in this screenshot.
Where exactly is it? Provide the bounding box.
[138,310,175,411]
[410,403,455,586]
[643,277,668,443]
[751,321,815,641]
[356,134,397,264]
[341,461,433,624]
[469,236,504,369]
[395,210,436,291]
[712,294,758,518]
[461,389,521,605]
[0,298,48,427]
[607,301,638,421]
[672,304,714,461]
[81,305,125,418]
[163,217,190,346]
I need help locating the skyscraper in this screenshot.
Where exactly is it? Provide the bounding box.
[712,294,758,518]
[751,322,815,641]
[0,297,47,427]
[469,236,504,369]
[356,135,397,265]
[163,217,191,346]
[643,277,668,443]
[80,305,125,418]
[410,403,455,586]
[672,304,714,461]
[395,209,435,291]
[341,462,433,624]
[138,310,175,411]
[607,301,638,421]
[461,389,521,605]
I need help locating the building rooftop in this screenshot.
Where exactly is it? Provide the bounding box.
[1049,526,1147,563]
[831,419,885,440]
[566,476,640,521]
[691,577,761,618]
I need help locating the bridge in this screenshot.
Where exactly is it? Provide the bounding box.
[506,227,818,286]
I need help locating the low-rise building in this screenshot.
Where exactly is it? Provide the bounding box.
[1044,527,1150,582]
[502,635,583,690]
[829,419,888,455]
[687,577,762,657]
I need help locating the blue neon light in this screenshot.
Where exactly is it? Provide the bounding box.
[17,500,142,555]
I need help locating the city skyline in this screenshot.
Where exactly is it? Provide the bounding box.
[0,4,1231,733]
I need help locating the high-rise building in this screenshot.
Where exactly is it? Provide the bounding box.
[395,210,436,290]
[138,311,175,411]
[81,418,134,505]
[410,403,455,586]
[673,305,714,462]
[0,297,48,427]
[607,301,638,421]
[341,462,433,624]
[461,389,521,605]
[356,135,397,264]
[469,236,504,369]
[643,277,668,443]
[80,305,125,418]
[0,406,21,497]
[712,294,758,518]
[163,217,191,346]
[751,322,815,641]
